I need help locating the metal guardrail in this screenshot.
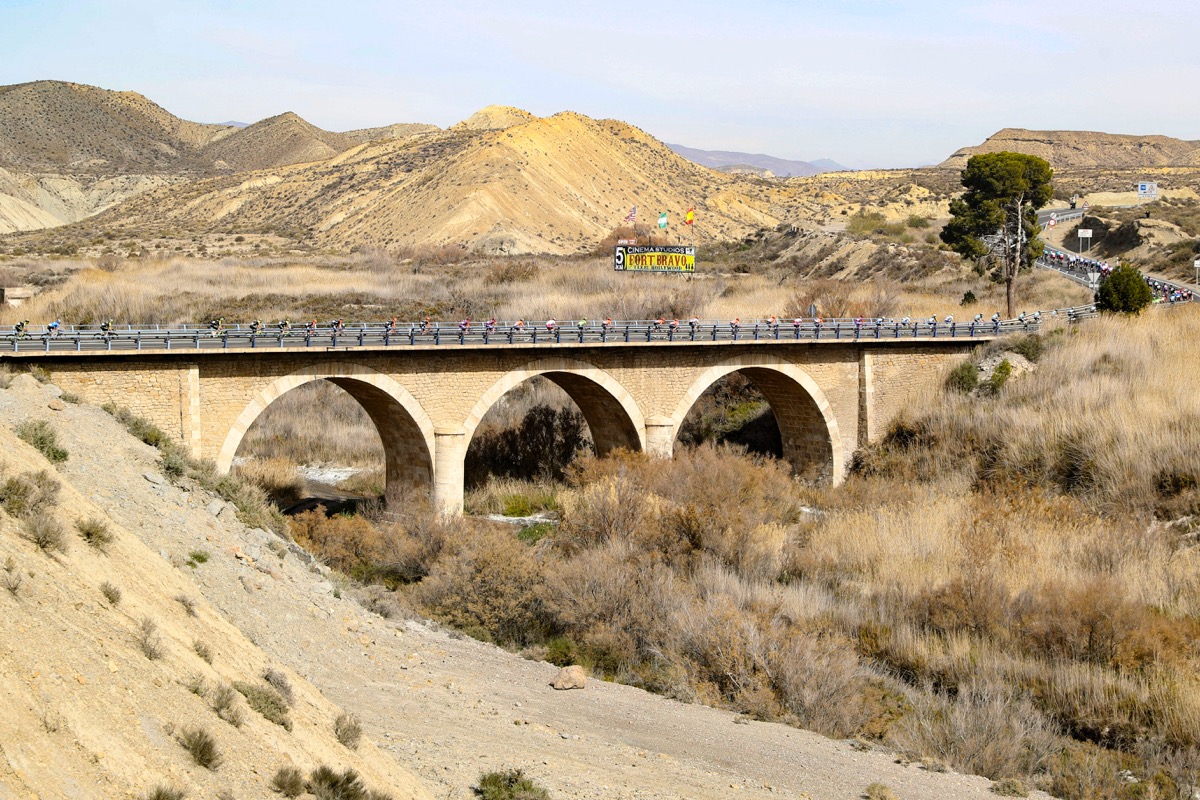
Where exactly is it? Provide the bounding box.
[0,317,1051,354]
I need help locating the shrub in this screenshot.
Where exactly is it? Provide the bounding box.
[3,555,22,595]
[988,359,1013,393]
[210,683,244,727]
[100,581,122,606]
[177,726,222,770]
[0,470,60,518]
[135,617,163,660]
[334,712,362,749]
[175,594,197,617]
[59,392,82,404]
[263,668,294,706]
[76,517,113,551]
[142,787,185,800]
[0,366,11,389]
[307,766,366,800]
[1005,333,1045,363]
[187,549,210,566]
[15,420,68,464]
[193,639,213,663]
[23,513,67,553]
[28,366,50,384]
[865,784,898,800]
[961,289,977,306]
[1095,264,1153,314]
[991,777,1029,796]
[945,361,978,394]
[475,769,550,800]
[233,681,292,730]
[271,766,305,797]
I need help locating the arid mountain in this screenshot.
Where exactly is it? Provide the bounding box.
[0,80,233,174]
[87,110,794,254]
[201,112,357,171]
[940,128,1200,170]
[453,105,538,131]
[0,80,439,234]
[669,143,846,177]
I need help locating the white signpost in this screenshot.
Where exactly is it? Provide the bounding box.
[1138,181,1158,201]
[1078,228,1093,252]
[1194,258,1199,291]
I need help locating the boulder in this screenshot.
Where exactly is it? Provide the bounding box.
[551,665,587,690]
[47,398,65,411]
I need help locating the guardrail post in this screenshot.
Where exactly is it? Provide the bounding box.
[625,325,631,343]
[74,337,81,352]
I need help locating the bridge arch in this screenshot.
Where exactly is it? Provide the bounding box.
[668,355,845,484]
[215,362,436,503]
[463,357,646,456]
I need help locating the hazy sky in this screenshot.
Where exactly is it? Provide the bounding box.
[2,0,1197,168]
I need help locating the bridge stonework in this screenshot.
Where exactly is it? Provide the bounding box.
[27,340,974,514]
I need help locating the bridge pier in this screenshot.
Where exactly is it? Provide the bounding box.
[433,425,466,517]
[645,416,675,459]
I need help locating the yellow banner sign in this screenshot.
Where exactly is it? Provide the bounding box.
[614,245,695,273]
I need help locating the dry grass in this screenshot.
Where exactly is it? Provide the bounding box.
[0,251,1092,329]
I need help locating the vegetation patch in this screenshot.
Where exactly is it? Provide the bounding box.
[75,517,113,551]
[177,726,222,770]
[15,420,68,464]
[475,769,550,800]
[233,681,292,730]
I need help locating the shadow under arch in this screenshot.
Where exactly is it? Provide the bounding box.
[215,362,436,502]
[462,357,646,456]
[668,355,845,484]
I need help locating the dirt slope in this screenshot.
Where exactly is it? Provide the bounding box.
[0,372,1050,800]
[0,375,431,799]
[940,128,1200,170]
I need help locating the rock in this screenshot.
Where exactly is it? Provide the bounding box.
[217,504,239,523]
[143,471,164,485]
[9,374,39,391]
[551,665,587,690]
[205,499,225,517]
[47,398,66,411]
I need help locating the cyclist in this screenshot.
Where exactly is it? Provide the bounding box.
[459,318,471,333]
[654,316,665,331]
[304,319,317,335]
[384,317,397,336]
[250,319,263,335]
[546,317,557,331]
[419,317,431,334]
[602,317,613,331]
[47,319,62,338]
[278,319,292,335]
[14,319,30,338]
[209,317,224,337]
[669,317,679,332]
[688,315,700,331]
[100,318,115,338]
[332,318,345,336]
[485,318,497,334]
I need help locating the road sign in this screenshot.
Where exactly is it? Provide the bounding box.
[1047,218,1057,228]
[1078,229,1093,238]
[1138,181,1158,200]
[1082,202,1090,212]
[1049,212,1058,221]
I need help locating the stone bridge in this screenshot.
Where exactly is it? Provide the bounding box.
[7,338,979,514]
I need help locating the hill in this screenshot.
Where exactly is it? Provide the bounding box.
[669,143,846,177]
[940,128,1200,170]
[80,110,792,255]
[0,373,431,799]
[0,80,233,174]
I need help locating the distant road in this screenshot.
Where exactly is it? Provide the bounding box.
[1036,207,1085,227]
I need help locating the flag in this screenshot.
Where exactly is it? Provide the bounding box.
[684,207,695,226]
[657,212,668,229]
[624,206,637,224]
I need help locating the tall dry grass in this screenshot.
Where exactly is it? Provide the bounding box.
[1,251,1093,327]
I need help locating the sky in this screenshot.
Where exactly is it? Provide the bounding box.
[1,0,1197,169]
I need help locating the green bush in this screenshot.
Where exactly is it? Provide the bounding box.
[961,290,977,306]
[307,766,366,799]
[907,215,931,229]
[989,359,1014,393]
[59,392,82,404]
[100,581,122,606]
[1095,264,1153,314]
[334,712,362,749]
[946,362,979,394]
[991,777,1029,797]
[233,681,292,730]
[517,522,553,545]
[1005,333,1045,363]
[475,769,550,800]
[16,420,68,464]
[141,787,185,800]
